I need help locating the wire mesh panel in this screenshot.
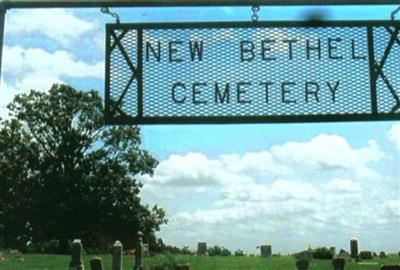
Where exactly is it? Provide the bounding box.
[105,21,400,125]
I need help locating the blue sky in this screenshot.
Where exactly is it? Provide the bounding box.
[0,3,399,254]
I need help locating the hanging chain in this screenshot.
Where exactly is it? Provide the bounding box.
[251,5,260,23]
[391,6,400,20]
[101,7,121,24]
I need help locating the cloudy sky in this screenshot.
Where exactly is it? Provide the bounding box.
[1,3,399,254]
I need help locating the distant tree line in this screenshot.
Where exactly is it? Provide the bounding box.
[148,238,194,255]
[208,245,232,256]
[293,247,334,260]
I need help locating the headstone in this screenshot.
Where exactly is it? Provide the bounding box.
[330,247,336,256]
[134,231,144,270]
[90,257,103,270]
[380,265,400,270]
[197,242,207,255]
[260,245,272,257]
[112,241,123,270]
[69,239,84,270]
[350,238,358,259]
[296,259,309,270]
[332,257,346,270]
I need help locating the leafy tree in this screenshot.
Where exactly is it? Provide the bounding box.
[207,245,231,256]
[220,247,231,257]
[379,251,387,258]
[0,84,167,252]
[234,249,245,256]
[311,247,334,260]
[0,118,37,249]
[208,245,222,256]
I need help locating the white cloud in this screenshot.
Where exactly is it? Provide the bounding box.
[0,46,103,118]
[6,9,98,48]
[271,179,320,200]
[1,9,104,119]
[270,134,384,178]
[388,123,400,152]
[173,198,319,226]
[164,173,377,253]
[220,151,289,176]
[4,46,103,83]
[141,152,255,197]
[142,152,225,187]
[172,176,363,226]
[386,200,400,217]
[324,178,361,194]
[142,134,384,198]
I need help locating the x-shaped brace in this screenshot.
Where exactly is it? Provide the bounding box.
[108,29,140,118]
[373,26,400,113]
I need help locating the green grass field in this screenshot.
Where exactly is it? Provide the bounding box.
[0,252,399,270]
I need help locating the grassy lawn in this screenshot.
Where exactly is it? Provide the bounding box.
[0,252,399,270]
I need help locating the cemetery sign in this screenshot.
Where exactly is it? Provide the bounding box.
[105,21,400,124]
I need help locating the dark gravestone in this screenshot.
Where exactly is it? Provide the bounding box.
[332,258,346,270]
[380,265,400,270]
[90,257,103,270]
[134,231,144,270]
[296,259,309,270]
[197,242,207,255]
[350,238,358,259]
[69,240,84,270]
[260,245,272,257]
[112,241,123,270]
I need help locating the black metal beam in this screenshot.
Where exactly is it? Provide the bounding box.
[106,113,400,125]
[1,0,400,9]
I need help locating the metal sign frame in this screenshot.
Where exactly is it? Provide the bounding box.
[105,20,400,125]
[2,0,400,8]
